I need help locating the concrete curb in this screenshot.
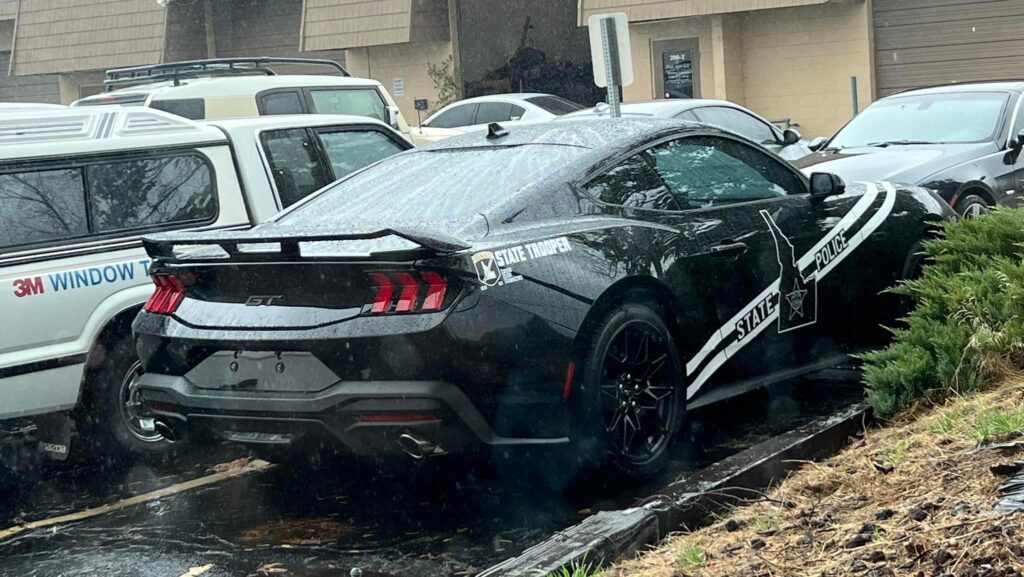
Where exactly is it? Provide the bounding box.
[480,402,870,577]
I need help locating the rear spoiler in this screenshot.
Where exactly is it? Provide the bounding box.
[143,226,472,261]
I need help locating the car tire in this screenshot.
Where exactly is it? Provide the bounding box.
[954,194,990,219]
[77,333,172,460]
[574,301,685,481]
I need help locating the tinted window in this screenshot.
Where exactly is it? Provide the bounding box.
[260,91,305,115]
[309,89,386,122]
[317,130,406,180]
[262,128,332,208]
[0,168,87,249]
[284,145,586,225]
[150,99,206,120]
[510,105,526,121]
[645,136,804,209]
[525,95,584,115]
[586,155,678,211]
[87,155,216,232]
[694,107,777,144]
[428,104,478,129]
[475,102,514,124]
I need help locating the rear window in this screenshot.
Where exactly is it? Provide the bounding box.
[526,95,584,116]
[150,98,206,120]
[0,168,88,248]
[282,145,585,225]
[309,88,387,122]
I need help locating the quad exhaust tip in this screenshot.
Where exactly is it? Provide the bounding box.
[398,433,446,460]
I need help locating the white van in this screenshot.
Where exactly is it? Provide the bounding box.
[72,57,413,142]
[0,107,411,461]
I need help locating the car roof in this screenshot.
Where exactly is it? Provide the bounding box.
[76,74,384,102]
[566,99,744,118]
[206,113,393,132]
[455,93,549,104]
[890,81,1024,97]
[422,116,699,158]
[0,106,227,161]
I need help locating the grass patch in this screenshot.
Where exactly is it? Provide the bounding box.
[970,407,1024,441]
[880,439,911,467]
[544,556,599,577]
[927,411,959,435]
[675,543,706,570]
[752,515,781,534]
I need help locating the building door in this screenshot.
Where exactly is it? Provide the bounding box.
[652,39,700,99]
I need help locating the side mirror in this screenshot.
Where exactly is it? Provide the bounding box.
[782,128,802,146]
[808,136,829,152]
[810,172,845,199]
[387,105,401,130]
[1012,128,1024,150]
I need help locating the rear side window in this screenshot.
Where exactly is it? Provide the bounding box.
[586,155,679,211]
[87,154,216,232]
[262,128,332,208]
[525,95,584,116]
[150,99,206,120]
[316,130,406,180]
[0,168,88,249]
[0,151,216,251]
[260,91,305,115]
[309,89,386,122]
[475,102,514,124]
[427,104,477,129]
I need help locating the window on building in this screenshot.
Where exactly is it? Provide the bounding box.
[693,107,778,145]
[260,91,305,115]
[316,129,407,181]
[87,154,216,232]
[309,89,387,122]
[644,136,804,209]
[427,104,478,129]
[0,168,88,249]
[586,155,679,211]
[262,128,332,208]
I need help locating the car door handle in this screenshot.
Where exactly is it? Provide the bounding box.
[710,241,748,257]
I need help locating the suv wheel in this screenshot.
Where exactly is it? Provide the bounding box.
[576,302,684,481]
[955,194,989,219]
[79,333,171,458]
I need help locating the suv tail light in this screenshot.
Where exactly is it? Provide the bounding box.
[366,271,452,315]
[145,274,187,315]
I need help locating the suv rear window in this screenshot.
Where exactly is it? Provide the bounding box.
[309,89,387,122]
[0,168,88,248]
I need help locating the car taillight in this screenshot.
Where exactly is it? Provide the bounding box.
[144,274,187,315]
[367,271,450,315]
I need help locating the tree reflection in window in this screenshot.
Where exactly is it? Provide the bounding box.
[88,155,215,232]
[0,168,87,248]
[586,155,680,211]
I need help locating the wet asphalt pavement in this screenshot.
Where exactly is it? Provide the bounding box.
[0,373,863,577]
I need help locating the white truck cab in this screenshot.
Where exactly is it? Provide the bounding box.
[0,107,410,462]
[72,58,413,143]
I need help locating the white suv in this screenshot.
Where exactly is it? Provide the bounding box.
[72,57,413,142]
[0,107,410,461]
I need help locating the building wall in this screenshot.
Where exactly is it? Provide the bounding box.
[738,1,873,137]
[344,40,452,121]
[214,0,347,69]
[12,0,166,76]
[0,52,59,103]
[302,0,414,51]
[621,17,715,103]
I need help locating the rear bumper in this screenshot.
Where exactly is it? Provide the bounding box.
[136,373,568,455]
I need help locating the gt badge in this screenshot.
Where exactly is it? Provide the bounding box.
[472,251,502,287]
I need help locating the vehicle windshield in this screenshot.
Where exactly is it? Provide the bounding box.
[525,95,584,115]
[828,91,1010,148]
[281,144,586,224]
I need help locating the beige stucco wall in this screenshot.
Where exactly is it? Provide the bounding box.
[738,1,873,138]
[618,1,872,138]
[344,40,453,122]
[622,17,714,103]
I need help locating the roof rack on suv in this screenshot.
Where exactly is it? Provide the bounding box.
[104,57,350,91]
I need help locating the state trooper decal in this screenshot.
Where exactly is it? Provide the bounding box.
[762,209,817,333]
[684,182,899,400]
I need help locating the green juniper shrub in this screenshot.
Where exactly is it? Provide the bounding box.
[861,208,1024,418]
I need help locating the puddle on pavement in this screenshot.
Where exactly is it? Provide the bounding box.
[0,373,863,577]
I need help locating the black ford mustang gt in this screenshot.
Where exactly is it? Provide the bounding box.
[134,118,954,479]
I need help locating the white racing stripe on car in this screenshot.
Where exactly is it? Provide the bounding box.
[685,184,882,377]
[684,182,894,400]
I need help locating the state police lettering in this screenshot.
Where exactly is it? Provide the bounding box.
[473,237,573,288]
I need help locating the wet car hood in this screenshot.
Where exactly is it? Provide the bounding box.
[793,142,997,184]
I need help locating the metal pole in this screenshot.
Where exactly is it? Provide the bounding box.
[851,76,859,117]
[601,18,621,118]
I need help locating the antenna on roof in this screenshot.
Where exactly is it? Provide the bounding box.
[486,123,509,140]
